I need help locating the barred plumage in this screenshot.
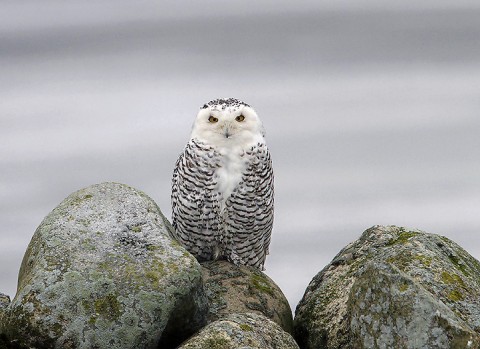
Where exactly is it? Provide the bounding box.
[171,98,274,270]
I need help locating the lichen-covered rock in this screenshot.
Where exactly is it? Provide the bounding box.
[0,292,10,310]
[201,260,293,333]
[349,262,478,348]
[178,313,299,349]
[0,182,207,349]
[0,292,10,338]
[294,225,480,349]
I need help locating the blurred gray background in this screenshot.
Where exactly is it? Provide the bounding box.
[1,0,480,310]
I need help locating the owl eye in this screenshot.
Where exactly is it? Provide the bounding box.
[235,115,245,122]
[208,116,218,123]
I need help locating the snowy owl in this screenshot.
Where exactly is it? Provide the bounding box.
[171,98,274,270]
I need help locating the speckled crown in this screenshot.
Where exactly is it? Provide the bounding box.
[201,98,250,110]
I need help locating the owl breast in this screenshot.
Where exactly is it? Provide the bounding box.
[215,146,248,211]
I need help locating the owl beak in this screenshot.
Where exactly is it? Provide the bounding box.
[222,124,232,138]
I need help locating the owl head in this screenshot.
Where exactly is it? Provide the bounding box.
[190,98,266,147]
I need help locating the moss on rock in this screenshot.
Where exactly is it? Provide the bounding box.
[294,225,480,349]
[0,293,10,311]
[178,313,299,349]
[0,182,208,349]
[201,260,293,334]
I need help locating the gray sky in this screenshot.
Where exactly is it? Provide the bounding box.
[1,1,480,310]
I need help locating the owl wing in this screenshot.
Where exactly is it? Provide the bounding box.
[171,140,222,261]
[226,143,274,269]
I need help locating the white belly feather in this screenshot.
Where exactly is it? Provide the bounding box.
[215,146,247,212]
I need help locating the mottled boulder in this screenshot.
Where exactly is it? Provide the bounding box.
[0,292,10,342]
[0,292,10,310]
[0,182,207,349]
[178,312,299,349]
[201,260,293,333]
[294,225,480,349]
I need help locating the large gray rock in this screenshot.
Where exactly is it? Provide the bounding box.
[0,292,10,311]
[0,292,10,345]
[294,225,480,349]
[201,260,293,333]
[178,312,299,349]
[0,182,207,349]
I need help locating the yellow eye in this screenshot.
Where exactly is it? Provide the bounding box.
[208,116,218,123]
[235,115,245,122]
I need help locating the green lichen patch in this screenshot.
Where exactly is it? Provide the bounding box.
[387,253,434,273]
[145,262,167,284]
[386,254,411,272]
[250,274,275,297]
[440,271,466,288]
[203,332,231,349]
[413,254,433,267]
[448,290,464,302]
[68,193,94,207]
[94,294,122,321]
[448,254,470,277]
[130,226,142,233]
[240,323,253,332]
[386,230,418,246]
[80,237,97,252]
[146,244,158,251]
